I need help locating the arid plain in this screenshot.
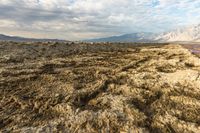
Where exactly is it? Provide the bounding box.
[0,42,200,132]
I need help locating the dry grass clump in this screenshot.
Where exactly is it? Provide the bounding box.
[0,42,200,132]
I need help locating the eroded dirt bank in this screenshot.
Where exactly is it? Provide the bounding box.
[0,42,200,132]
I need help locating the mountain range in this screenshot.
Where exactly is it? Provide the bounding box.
[87,24,200,43]
[155,24,200,42]
[0,34,66,42]
[1,24,200,43]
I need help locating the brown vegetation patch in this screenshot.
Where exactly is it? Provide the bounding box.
[0,42,200,132]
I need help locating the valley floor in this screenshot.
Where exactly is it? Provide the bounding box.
[0,42,200,132]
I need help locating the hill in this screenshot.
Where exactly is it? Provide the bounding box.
[0,34,66,42]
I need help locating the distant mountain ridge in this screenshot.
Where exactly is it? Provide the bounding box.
[87,24,200,43]
[1,23,200,43]
[87,32,157,42]
[0,34,66,42]
[155,24,200,42]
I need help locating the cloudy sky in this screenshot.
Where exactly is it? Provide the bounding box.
[0,0,200,40]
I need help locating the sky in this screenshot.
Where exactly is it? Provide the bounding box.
[0,0,200,40]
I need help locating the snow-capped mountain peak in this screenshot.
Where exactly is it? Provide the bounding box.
[87,23,200,43]
[155,24,200,42]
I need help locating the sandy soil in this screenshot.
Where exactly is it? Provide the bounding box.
[0,42,200,133]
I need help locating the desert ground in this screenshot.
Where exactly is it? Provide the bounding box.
[182,44,200,57]
[0,42,200,132]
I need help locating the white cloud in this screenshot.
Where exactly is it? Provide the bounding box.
[0,0,199,40]
[0,19,17,28]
